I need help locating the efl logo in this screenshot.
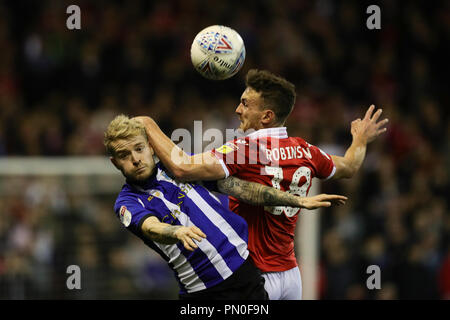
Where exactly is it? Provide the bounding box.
[215,143,238,154]
[119,206,132,227]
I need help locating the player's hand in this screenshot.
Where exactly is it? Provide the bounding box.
[300,194,347,209]
[351,105,389,144]
[133,116,153,126]
[174,226,207,251]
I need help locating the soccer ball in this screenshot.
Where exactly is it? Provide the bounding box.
[190,25,246,80]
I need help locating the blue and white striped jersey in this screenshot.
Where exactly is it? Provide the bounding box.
[114,162,249,294]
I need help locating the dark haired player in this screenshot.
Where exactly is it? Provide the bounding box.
[105,114,346,300]
[137,69,388,299]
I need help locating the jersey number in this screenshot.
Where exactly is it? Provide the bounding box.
[264,166,312,217]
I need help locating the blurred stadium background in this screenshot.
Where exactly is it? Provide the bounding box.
[0,0,448,299]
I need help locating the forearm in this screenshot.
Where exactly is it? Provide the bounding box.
[141,117,192,177]
[139,117,224,181]
[346,137,367,172]
[142,217,181,245]
[217,176,304,207]
[335,138,367,179]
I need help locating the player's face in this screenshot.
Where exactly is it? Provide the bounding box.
[235,87,265,132]
[110,135,155,183]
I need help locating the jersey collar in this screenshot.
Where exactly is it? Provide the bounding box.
[246,127,288,139]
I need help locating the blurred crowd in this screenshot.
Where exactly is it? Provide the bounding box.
[0,0,449,299]
[0,176,179,299]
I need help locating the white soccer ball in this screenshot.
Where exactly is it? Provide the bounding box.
[190,25,246,80]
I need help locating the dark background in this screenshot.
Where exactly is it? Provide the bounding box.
[0,0,448,299]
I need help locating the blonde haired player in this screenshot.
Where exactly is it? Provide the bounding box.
[136,70,387,300]
[105,114,346,299]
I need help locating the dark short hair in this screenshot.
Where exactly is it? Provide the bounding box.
[245,69,296,125]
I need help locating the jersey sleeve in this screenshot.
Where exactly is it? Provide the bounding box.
[308,144,336,180]
[114,196,153,234]
[210,140,250,177]
[114,195,176,235]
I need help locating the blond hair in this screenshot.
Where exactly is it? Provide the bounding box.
[104,114,148,155]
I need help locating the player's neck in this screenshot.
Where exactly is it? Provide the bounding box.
[126,166,156,187]
[261,121,284,129]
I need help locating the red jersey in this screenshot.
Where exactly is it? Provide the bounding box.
[211,127,335,272]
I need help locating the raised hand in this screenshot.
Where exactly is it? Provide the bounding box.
[351,105,389,144]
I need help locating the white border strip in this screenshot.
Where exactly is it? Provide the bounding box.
[0,157,119,175]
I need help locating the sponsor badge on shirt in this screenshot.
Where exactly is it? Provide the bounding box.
[216,142,237,154]
[119,205,132,227]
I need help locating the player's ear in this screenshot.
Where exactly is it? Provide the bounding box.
[148,145,154,156]
[261,109,276,125]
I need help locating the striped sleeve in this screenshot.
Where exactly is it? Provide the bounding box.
[114,195,176,234]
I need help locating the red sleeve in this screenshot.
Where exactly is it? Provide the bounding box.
[210,140,248,177]
[308,144,336,180]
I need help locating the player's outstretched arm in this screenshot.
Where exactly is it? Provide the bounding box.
[141,216,206,251]
[331,105,388,179]
[134,116,225,181]
[217,176,347,209]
